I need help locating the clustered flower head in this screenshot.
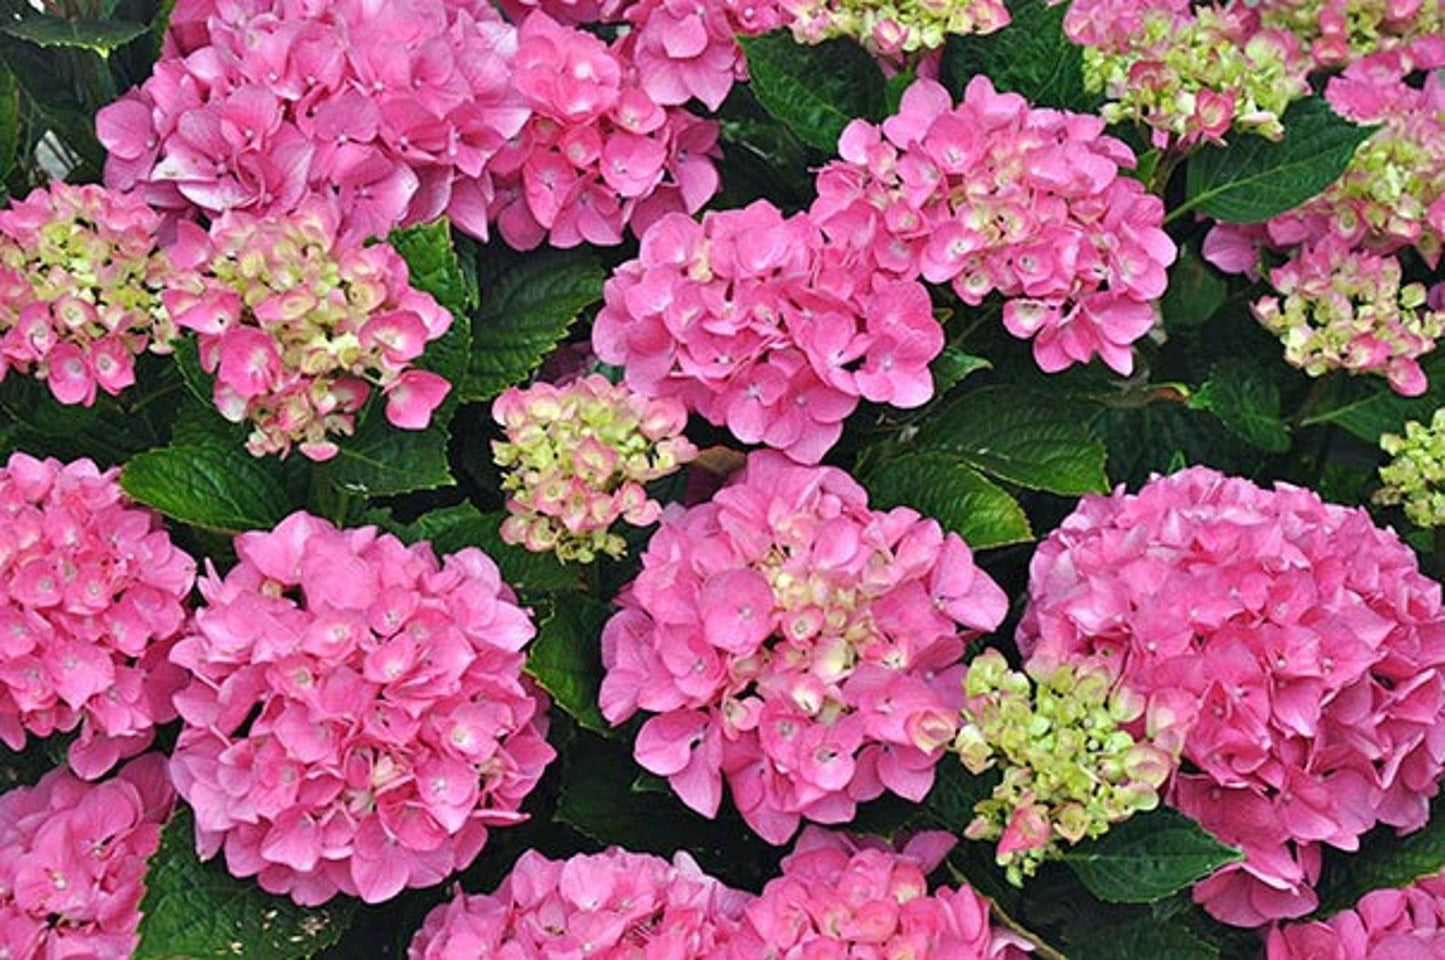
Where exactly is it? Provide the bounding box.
[1253,0,1445,68]
[162,199,453,461]
[811,76,1175,377]
[1250,239,1444,396]
[599,451,1008,844]
[0,182,187,407]
[168,512,555,905]
[783,0,1009,62]
[99,0,530,243]
[716,828,1031,960]
[0,755,175,959]
[1376,407,1445,527]
[492,374,697,563]
[1266,869,1445,958]
[496,0,781,113]
[408,846,749,960]
[1068,0,1310,149]
[593,202,944,464]
[1018,466,1445,927]
[485,11,723,251]
[0,453,195,781]
[952,648,1179,886]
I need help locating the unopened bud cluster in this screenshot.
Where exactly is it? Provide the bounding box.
[492,375,696,562]
[784,0,1009,60]
[1376,408,1445,527]
[1252,240,1444,396]
[954,649,1177,886]
[1073,3,1309,149]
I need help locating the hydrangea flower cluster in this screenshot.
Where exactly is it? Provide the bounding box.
[783,0,1009,62]
[1266,869,1445,958]
[1018,466,1445,927]
[408,847,749,959]
[163,200,453,460]
[716,828,1030,960]
[0,453,195,781]
[599,451,1008,844]
[497,0,780,113]
[168,512,555,905]
[99,0,529,243]
[1067,0,1310,149]
[811,76,1175,377]
[0,755,175,960]
[1254,0,1445,68]
[1250,240,1444,396]
[492,375,697,563]
[953,648,1179,886]
[0,182,185,407]
[1376,408,1445,527]
[485,12,723,251]
[595,202,944,464]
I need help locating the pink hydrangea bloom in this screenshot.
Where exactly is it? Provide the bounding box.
[1018,466,1445,927]
[168,512,555,905]
[599,451,1007,844]
[1267,871,1445,959]
[593,201,944,464]
[0,182,189,407]
[717,828,1030,960]
[99,0,530,242]
[0,754,175,960]
[496,0,781,111]
[1252,238,1444,396]
[162,199,452,461]
[811,76,1175,377]
[408,847,749,960]
[0,453,195,781]
[492,374,697,562]
[484,11,722,251]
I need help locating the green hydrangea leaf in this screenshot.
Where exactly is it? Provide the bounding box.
[1064,808,1243,904]
[940,0,1097,112]
[736,31,886,152]
[526,593,613,736]
[1181,97,1377,223]
[914,386,1109,494]
[121,444,289,533]
[1190,362,1292,453]
[862,452,1033,549]
[134,810,355,960]
[464,248,604,402]
[1,16,148,56]
[315,410,454,499]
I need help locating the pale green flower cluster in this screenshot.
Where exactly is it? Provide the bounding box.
[1377,409,1445,528]
[954,649,1177,886]
[784,0,1008,58]
[1251,244,1443,395]
[492,375,696,563]
[1080,7,1309,148]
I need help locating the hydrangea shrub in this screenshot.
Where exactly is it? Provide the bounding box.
[0,0,1442,958]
